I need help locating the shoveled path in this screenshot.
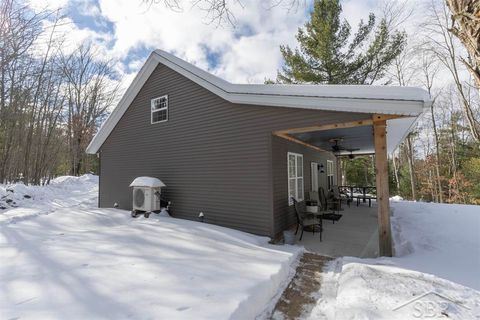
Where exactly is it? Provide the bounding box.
[270,253,333,319]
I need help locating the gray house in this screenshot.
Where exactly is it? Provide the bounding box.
[87,50,430,256]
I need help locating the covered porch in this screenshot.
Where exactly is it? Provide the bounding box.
[296,202,379,258]
[275,114,421,257]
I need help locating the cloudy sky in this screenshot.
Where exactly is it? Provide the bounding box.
[30,0,389,89]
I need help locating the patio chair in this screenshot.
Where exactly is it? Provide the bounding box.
[319,187,343,224]
[319,187,341,213]
[309,191,337,216]
[307,190,320,206]
[332,185,351,208]
[292,198,322,241]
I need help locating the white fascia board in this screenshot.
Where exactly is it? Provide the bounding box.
[86,49,431,154]
[227,93,424,115]
[233,83,431,101]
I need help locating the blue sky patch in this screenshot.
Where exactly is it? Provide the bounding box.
[68,0,114,35]
[203,46,221,69]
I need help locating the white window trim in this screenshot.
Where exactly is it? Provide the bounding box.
[327,160,334,189]
[311,162,319,192]
[288,152,304,205]
[327,160,333,176]
[151,95,169,124]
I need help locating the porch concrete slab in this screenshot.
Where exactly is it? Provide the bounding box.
[295,203,379,258]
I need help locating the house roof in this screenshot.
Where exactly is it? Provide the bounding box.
[86,50,431,154]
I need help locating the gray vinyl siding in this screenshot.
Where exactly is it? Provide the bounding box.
[271,136,337,236]
[99,63,369,237]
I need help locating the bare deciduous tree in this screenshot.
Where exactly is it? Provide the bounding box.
[0,1,119,184]
[423,0,480,142]
[446,0,480,89]
[143,0,305,26]
[419,52,444,202]
[60,44,119,176]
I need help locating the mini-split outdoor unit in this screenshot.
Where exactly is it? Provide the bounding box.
[129,176,166,218]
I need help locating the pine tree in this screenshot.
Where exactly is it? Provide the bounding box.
[277,0,406,84]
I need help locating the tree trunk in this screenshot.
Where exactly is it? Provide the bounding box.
[392,152,400,194]
[446,0,480,90]
[406,135,416,200]
[430,101,444,203]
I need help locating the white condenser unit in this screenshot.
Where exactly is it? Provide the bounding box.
[129,177,166,218]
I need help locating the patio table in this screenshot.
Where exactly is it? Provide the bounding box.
[340,185,377,204]
[352,195,374,207]
[311,209,342,223]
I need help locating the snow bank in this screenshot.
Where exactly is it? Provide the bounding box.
[0,175,98,224]
[391,201,480,290]
[0,175,301,319]
[390,195,403,202]
[310,259,480,320]
[308,200,480,319]
[232,249,301,320]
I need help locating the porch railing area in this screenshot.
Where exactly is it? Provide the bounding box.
[339,185,377,202]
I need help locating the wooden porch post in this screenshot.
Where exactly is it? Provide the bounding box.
[373,117,393,257]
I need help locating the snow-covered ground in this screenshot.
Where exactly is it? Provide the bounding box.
[308,199,480,320]
[0,175,100,224]
[2,177,479,320]
[391,200,480,290]
[0,175,300,319]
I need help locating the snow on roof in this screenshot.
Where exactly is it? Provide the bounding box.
[86,50,431,154]
[129,177,166,188]
[153,49,431,102]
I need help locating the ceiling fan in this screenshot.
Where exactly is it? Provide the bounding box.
[329,138,345,153]
[329,138,360,157]
[345,148,361,159]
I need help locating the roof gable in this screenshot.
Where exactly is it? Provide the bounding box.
[86,50,431,154]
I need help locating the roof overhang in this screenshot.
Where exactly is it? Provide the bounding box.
[275,115,420,156]
[86,50,431,154]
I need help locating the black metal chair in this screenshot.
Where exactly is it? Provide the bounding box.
[332,185,350,208]
[308,190,337,216]
[319,187,340,212]
[319,187,343,224]
[292,198,322,241]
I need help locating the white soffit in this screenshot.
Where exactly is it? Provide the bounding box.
[86,50,431,154]
[387,117,419,154]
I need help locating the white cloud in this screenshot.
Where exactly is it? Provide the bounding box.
[27,0,472,119]
[75,0,101,17]
[36,16,113,57]
[97,0,310,83]
[31,0,446,89]
[216,33,287,83]
[342,0,377,27]
[36,0,450,89]
[28,0,68,11]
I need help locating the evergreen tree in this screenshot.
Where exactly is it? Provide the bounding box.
[277,0,406,84]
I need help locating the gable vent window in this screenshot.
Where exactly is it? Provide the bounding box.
[151,95,168,124]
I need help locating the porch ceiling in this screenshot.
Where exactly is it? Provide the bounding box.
[292,125,374,155]
[283,116,418,155]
